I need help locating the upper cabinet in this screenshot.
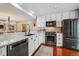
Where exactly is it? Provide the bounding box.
[56,21,62,27]
[63,10,79,20]
[57,13,62,21]
[36,16,46,28]
[51,14,57,21]
[62,12,70,19]
[70,10,79,19]
[36,10,79,28]
[56,13,62,27]
[45,15,51,21]
[46,14,57,21]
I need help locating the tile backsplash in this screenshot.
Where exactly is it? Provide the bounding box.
[46,27,62,33]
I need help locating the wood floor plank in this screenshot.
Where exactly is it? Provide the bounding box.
[34,45,79,56]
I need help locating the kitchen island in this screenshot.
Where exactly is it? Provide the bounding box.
[0,32,45,56]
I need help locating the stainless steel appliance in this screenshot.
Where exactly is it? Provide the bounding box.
[45,32,56,45]
[63,19,79,50]
[7,39,28,56]
[46,21,56,27]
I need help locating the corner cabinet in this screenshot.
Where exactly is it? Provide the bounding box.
[56,33,63,47]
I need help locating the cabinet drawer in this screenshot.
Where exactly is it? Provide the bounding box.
[0,48,2,56]
[57,42,63,46]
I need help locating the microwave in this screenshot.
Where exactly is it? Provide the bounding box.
[46,21,56,27]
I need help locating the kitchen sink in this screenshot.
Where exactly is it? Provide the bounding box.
[25,34,34,36]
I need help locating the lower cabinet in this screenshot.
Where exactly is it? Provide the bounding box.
[0,46,7,56]
[56,33,63,47]
[28,35,39,56]
[28,36,35,56]
[38,33,45,45]
[28,33,45,56]
[34,35,39,52]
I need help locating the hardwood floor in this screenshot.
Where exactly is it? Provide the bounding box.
[34,45,79,56]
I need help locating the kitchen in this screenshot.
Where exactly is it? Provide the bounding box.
[0,3,79,56]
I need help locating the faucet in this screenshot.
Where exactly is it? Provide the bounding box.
[25,24,30,35]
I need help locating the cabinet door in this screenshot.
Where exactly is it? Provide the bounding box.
[51,14,57,21]
[57,13,62,21]
[0,48,2,56]
[45,15,51,21]
[56,21,62,27]
[28,37,34,56]
[2,46,7,56]
[41,33,45,44]
[0,46,7,56]
[56,33,63,47]
[63,12,70,19]
[37,16,45,28]
[70,11,76,19]
[70,11,79,19]
[34,37,39,52]
[38,34,41,46]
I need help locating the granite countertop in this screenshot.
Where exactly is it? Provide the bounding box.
[0,32,31,47]
[0,31,45,47]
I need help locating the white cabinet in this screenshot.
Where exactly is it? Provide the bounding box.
[62,10,79,19]
[46,14,57,21]
[38,33,45,45]
[57,13,62,21]
[28,33,45,56]
[70,11,76,19]
[56,33,63,47]
[56,13,62,27]
[28,36,35,56]
[63,12,70,19]
[40,33,45,44]
[45,15,51,21]
[33,35,39,52]
[70,10,79,19]
[51,14,57,21]
[36,16,45,28]
[0,46,7,56]
[56,21,62,27]
[28,35,39,56]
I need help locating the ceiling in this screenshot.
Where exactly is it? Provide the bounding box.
[0,3,34,21]
[18,3,79,16]
[0,3,79,21]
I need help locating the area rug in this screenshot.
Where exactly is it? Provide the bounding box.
[34,45,53,56]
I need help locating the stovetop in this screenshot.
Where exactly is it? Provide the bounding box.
[45,32,56,36]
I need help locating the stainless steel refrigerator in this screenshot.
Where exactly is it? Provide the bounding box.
[63,19,79,50]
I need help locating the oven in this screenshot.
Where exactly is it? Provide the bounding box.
[45,32,56,46]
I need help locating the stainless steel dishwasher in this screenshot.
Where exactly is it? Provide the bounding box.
[7,39,28,56]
